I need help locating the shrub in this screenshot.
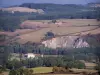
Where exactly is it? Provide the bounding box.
[81,71,89,75]
[0,69,3,74]
[52,20,57,23]
[65,66,69,70]
[9,70,18,75]
[9,67,34,75]
[60,67,67,73]
[97,18,100,21]
[0,66,7,74]
[52,66,70,73]
[24,68,34,75]
[52,66,59,73]
[95,65,100,71]
[44,31,55,40]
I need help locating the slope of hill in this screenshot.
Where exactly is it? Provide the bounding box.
[0,19,100,48]
[88,3,100,7]
[42,36,90,49]
[0,7,44,14]
[20,3,96,18]
[16,19,100,44]
[20,19,100,29]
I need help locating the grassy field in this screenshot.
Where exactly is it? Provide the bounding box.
[32,67,53,74]
[32,67,97,73]
[32,67,97,75]
[1,67,97,75]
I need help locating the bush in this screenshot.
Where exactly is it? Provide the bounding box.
[60,67,67,73]
[52,66,59,73]
[81,71,89,75]
[97,18,100,21]
[0,69,3,74]
[95,65,100,71]
[0,66,7,74]
[24,68,34,75]
[9,70,18,75]
[74,61,86,69]
[65,66,69,70]
[44,31,55,40]
[52,20,57,23]
[9,67,34,75]
[52,66,69,73]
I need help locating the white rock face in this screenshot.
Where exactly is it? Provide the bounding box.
[74,38,90,48]
[42,36,89,49]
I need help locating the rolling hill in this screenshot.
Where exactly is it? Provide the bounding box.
[17,19,100,44]
[0,7,44,14]
[0,19,100,48]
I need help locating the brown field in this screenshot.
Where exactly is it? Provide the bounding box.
[17,19,100,43]
[17,26,100,43]
[58,19,100,26]
[1,7,38,13]
[21,19,100,28]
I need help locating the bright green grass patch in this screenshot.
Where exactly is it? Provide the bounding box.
[32,67,53,74]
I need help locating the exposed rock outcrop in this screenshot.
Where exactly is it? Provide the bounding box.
[42,36,89,49]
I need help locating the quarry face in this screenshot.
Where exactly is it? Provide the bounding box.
[42,36,89,49]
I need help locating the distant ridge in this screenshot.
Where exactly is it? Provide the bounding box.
[88,2,100,7]
[0,7,44,14]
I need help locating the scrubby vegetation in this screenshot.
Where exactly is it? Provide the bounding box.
[0,33,100,75]
[9,67,34,75]
[52,66,70,73]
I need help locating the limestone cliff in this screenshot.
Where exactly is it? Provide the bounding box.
[42,36,89,49]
